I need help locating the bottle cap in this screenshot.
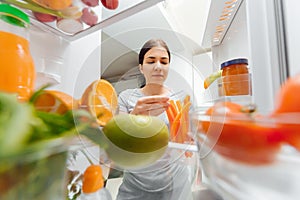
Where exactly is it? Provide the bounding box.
[221,58,248,69]
[0,4,30,27]
[82,165,104,193]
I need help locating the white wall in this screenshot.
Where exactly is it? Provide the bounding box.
[30,27,101,99]
[164,0,210,49]
[211,2,249,71]
[70,33,102,99]
[192,52,213,105]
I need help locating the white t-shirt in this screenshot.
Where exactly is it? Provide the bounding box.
[116,88,193,200]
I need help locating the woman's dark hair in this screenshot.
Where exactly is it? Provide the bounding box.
[138,39,171,65]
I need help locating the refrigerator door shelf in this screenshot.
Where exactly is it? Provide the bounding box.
[202,0,244,48]
[200,73,253,106]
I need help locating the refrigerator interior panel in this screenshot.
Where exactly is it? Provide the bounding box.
[200,0,292,111]
[65,32,101,99]
[200,0,252,105]
[29,27,68,89]
[204,0,286,111]
[30,27,101,98]
[246,0,287,112]
[282,0,300,77]
[211,1,250,72]
[192,51,214,106]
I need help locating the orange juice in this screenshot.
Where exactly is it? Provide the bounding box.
[0,31,35,102]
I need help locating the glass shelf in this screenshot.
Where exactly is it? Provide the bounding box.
[25,0,165,41]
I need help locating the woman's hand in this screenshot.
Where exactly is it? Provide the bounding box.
[130,96,170,116]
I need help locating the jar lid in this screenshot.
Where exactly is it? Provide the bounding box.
[0,4,30,27]
[221,58,248,69]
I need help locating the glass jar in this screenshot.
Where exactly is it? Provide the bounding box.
[220,58,250,96]
[0,4,35,102]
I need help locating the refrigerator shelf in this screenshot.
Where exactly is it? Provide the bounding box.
[200,73,253,106]
[22,0,165,41]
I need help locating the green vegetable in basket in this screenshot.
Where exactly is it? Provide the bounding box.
[0,92,35,155]
[0,91,103,156]
[0,91,104,199]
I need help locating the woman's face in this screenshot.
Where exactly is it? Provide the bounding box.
[140,46,170,85]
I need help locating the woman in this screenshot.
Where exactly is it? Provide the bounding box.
[116,39,193,200]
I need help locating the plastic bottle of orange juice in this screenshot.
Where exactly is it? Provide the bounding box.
[0,4,35,102]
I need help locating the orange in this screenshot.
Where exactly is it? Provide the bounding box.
[32,90,78,114]
[82,165,104,193]
[32,0,72,10]
[81,79,118,126]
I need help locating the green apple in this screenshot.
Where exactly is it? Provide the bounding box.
[102,114,169,169]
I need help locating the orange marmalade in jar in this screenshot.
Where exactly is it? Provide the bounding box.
[0,4,35,102]
[221,58,250,96]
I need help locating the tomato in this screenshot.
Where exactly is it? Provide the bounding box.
[199,102,283,165]
[271,74,300,150]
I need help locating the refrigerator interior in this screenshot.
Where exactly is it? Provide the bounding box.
[5,0,299,199]
[28,0,212,107]
[282,0,300,77]
[25,1,210,199]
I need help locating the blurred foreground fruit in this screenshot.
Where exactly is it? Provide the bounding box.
[102,114,169,169]
[271,74,300,150]
[81,79,118,126]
